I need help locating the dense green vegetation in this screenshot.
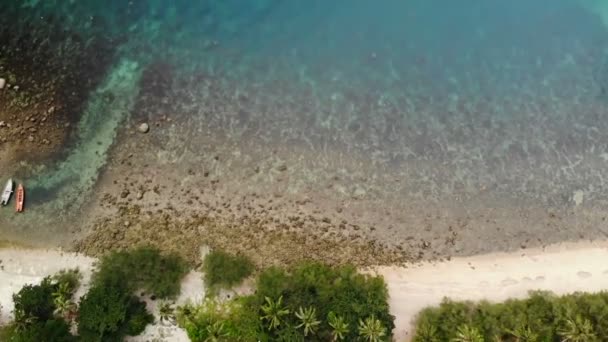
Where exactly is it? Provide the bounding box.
[203,250,254,292]
[178,262,394,341]
[2,272,79,342]
[93,246,188,298]
[1,246,188,341]
[78,246,187,341]
[413,290,608,342]
[77,274,153,341]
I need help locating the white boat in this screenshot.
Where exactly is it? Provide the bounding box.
[1,178,13,205]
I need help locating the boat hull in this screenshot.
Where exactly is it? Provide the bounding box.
[15,184,24,212]
[1,179,13,206]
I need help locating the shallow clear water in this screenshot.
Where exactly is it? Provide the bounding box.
[3,0,608,252]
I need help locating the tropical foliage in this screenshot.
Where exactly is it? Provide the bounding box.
[93,246,188,299]
[77,275,153,341]
[202,250,254,292]
[78,246,186,341]
[2,246,187,341]
[4,272,81,341]
[177,261,393,341]
[413,290,608,342]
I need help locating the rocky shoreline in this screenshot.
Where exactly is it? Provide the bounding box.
[0,5,115,177]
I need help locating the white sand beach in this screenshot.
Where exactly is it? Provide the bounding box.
[374,241,608,341]
[3,241,608,341]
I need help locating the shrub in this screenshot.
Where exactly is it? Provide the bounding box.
[7,274,77,342]
[254,262,394,341]
[176,298,262,342]
[77,275,152,341]
[77,276,131,341]
[93,246,188,298]
[412,290,608,341]
[10,319,75,342]
[12,277,56,324]
[51,268,82,295]
[125,299,154,336]
[203,250,254,291]
[178,262,394,341]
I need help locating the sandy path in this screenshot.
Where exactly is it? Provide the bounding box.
[374,241,608,341]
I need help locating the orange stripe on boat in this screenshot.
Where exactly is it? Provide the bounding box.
[15,184,24,212]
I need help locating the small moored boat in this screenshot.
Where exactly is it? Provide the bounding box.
[15,184,24,212]
[1,178,13,206]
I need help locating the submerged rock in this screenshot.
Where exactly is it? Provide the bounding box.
[138,122,150,133]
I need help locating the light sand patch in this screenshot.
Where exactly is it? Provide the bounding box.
[372,240,608,341]
[0,247,202,341]
[0,248,96,324]
[126,270,205,342]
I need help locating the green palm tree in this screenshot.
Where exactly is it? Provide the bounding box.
[358,315,387,342]
[52,282,76,321]
[507,324,538,342]
[327,312,349,341]
[159,301,176,325]
[452,325,484,342]
[53,295,76,321]
[53,282,71,298]
[13,313,37,332]
[260,295,290,331]
[294,306,321,337]
[414,321,440,342]
[205,321,230,342]
[558,316,597,342]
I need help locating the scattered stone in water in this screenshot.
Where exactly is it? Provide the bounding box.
[138,123,150,133]
[124,221,130,227]
[27,135,34,142]
[120,189,130,198]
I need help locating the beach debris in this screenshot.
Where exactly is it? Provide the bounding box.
[0,78,5,89]
[138,122,150,133]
